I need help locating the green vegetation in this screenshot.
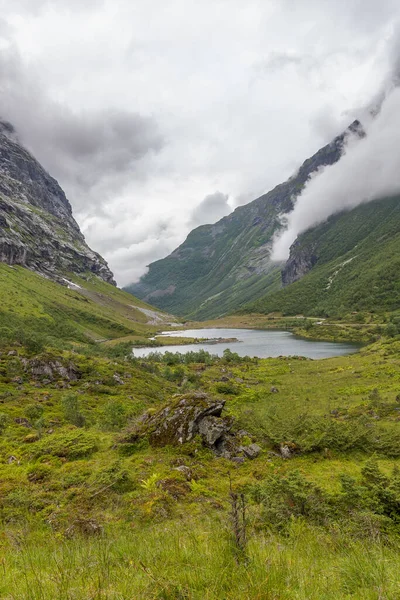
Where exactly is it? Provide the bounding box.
[2,300,400,598]
[0,262,173,348]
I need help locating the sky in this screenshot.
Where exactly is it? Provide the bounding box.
[0,0,399,285]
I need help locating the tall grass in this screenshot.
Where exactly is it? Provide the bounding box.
[2,517,400,599]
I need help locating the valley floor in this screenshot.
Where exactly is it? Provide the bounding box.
[1,328,400,599]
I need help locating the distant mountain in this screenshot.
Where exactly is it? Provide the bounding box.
[126,121,363,319]
[0,121,115,284]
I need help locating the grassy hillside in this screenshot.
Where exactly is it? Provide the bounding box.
[2,332,400,597]
[245,196,400,317]
[0,263,175,348]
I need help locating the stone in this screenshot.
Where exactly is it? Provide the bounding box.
[270,387,279,393]
[113,373,124,385]
[7,350,17,356]
[198,416,229,447]
[280,445,292,459]
[26,358,80,381]
[120,393,238,456]
[242,444,261,459]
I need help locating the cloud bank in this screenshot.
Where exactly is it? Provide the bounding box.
[271,86,400,261]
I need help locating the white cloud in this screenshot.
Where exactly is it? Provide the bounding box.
[272,87,400,260]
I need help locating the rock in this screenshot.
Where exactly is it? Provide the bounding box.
[113,373,124,385]
[7,455,19,464]
[14,417,30,427]
[280,445,292,459]
[27,358,80,381]
[242,444,261,459]
[270,387,279,393]
[198,416,230,447]
[7,350,17,356]
[121,393,239,456]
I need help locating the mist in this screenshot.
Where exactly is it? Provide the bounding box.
[271,86,400,261]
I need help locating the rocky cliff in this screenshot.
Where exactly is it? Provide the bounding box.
[0,121,115,284]
[126,121,362,319]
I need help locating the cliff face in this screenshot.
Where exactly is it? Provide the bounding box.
[126,121,362,319]
[281,239,318,286]
[0,122,115,284]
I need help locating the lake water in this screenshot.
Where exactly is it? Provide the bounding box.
[132,328,359,359]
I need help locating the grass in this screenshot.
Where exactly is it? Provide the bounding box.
[1,329,400,597]
[1,263,400,597]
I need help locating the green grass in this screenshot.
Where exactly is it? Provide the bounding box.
[1,325,400,597]
[0,263,174,346]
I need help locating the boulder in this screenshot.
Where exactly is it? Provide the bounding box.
[26,357,80,381]
[121,393,238,456]
[242,444,261,459]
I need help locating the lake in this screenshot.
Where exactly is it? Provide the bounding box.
[132,328,359,359]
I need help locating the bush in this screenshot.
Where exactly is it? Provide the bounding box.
[251,470,332,530]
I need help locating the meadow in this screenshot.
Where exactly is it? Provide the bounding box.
[1,325,400,599]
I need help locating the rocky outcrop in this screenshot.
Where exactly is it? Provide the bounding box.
[0,121,115,284]
[282,239,318,286]
[120,392,259,459]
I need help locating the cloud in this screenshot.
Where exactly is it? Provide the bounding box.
[271,86,400,261]
[0,39,164,210]
[190,191,232,227]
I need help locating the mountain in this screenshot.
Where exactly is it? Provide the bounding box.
[0,121,114,284]
[126,121,363,320]
[244,194,400,317]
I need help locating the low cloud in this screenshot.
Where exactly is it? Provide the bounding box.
[189,191,232,227]
[271,86,400,261]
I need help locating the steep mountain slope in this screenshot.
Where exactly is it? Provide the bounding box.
[126,122,362,319]
[0,121,114,284]
[244,195,400,316]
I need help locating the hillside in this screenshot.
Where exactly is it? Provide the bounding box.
[126,122,363,319]
[244,195,400,317]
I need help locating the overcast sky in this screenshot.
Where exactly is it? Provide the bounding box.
[0,0,399,285]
